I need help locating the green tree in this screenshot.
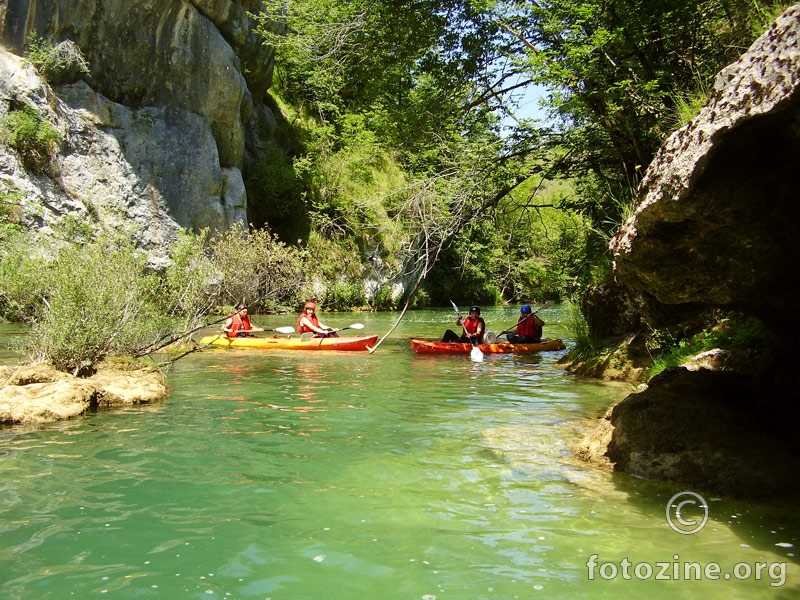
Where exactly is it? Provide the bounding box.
[209,222,307,313]
[487,0,781,233]
[253,0,540,300]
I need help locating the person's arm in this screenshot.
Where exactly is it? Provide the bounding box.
[222,317,233,333]
[316,320,335,334]
[455,314,463,327]
[300,316,328,334]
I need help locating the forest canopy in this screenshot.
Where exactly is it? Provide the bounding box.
[248,0,785,306]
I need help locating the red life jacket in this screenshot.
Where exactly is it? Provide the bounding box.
[518,315,542,339]
[227,313,253,338]
[463,316,485,335]
[297,313,320,334]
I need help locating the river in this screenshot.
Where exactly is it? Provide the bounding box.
[1,306,798,599]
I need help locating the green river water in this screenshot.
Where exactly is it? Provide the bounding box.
[1,306,798,599]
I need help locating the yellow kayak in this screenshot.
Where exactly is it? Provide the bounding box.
[199,334,378,352]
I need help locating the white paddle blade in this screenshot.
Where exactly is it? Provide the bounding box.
[484,331,497,344]
[470,345,484,362]
[348,323,365,329]
[300,332,314,342]
[449,300,459,313]
[274,326,295,334]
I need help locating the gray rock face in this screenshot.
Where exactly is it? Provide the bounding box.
[610,6,800,326]
[1,50,246,266]
[1,1,276,264]
[1,0,275,168]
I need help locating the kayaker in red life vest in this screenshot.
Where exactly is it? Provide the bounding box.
[297,301,338,337]
[442,305,486,344]
[502,304,544,343]
[223,304,264,338]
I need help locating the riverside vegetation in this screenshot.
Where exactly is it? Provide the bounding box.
[0,0,788,376]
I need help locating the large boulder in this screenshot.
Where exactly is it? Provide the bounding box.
[576,7,800,499]
[610,6,800,334]
[575,367,800,500]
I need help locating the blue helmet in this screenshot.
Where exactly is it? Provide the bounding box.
[521,305,532,314]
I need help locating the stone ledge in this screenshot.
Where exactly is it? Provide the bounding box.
[0,359,168,425]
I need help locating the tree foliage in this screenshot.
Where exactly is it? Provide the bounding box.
[252,0,781,303]
[208,222,306,312]
[0,232,187,373]
[0,224,307,372]
[252,0,541,301]
[486,0,783,232]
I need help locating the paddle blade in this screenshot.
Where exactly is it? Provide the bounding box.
[449,299,459,313]
[348,323,365,330]
[300,332,314,342]
[484,331,497,344]
[470,345,484,362]
[273,326,295,334]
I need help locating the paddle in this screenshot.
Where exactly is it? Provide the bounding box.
[299,323,365,342]
[267,326,296,334]
[449,300,483,362]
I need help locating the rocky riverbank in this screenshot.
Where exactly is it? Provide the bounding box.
[0,359,168,425]
[567,7,800,502]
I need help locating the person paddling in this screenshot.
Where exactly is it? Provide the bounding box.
[442,305,486,344]
[501,304,543,343]
[297,301,338,337]
[223,304,265,338]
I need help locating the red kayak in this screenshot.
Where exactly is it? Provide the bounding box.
[410,338,566,355]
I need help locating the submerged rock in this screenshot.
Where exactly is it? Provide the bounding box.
[0,359,168,425]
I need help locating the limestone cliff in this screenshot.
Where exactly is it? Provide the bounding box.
[0,0,282,265]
